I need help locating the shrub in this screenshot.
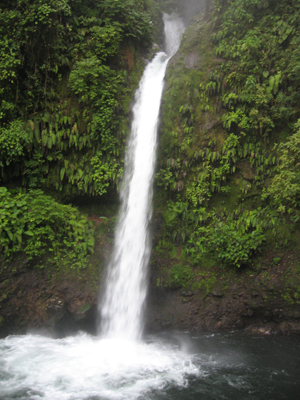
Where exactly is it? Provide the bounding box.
[167,263,194,288]
[209,221,265,268]
[0,187,94,269]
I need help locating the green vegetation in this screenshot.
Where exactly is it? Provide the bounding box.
[263,120,300,218]
[0,0,155,196]
[0,0,159,270]
[167,263,194,288]
[155,0,300,278]
[0,187,94,269]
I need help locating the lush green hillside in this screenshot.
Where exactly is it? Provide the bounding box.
[154,0,300,300]
[0,0,160,269]
[0,0,156,195]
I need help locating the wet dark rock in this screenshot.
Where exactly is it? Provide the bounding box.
[2,242,300,337]
[76,303,92,317]
[242,169,256,181]
[0,294,7,302]
[181,291,194,297]
[46,303,66,328]
[247,309,254,317]
[51,304,97,337]
[212,291,223,298]
[245,323,276,335]
[233,319,244,329]
[161,320,172,330]
[264,310,272,318]
[289,322,300,334]
[184,53,201,68]
[279,322,290,335]
[273,309,280,317]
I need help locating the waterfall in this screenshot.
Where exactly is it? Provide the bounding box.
[100,14,185,340]
[0,15,204,400]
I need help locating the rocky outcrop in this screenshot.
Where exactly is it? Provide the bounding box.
[145,278,300,335]
[0,263,99,338]
[1,251,300,337]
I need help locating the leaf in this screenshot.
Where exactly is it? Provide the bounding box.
[27,120,35,130]
[5,229,13,241]
[263,71,269,78]
[60,168,65,181]
[269,75,275,89]
[16,234,22,245]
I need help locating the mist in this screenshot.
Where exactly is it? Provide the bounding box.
[173,0,208,24]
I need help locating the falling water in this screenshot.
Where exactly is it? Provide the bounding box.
[100,13,185,340]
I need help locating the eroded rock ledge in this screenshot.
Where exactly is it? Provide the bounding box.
[146,285,300,336]
[1,258,300,337]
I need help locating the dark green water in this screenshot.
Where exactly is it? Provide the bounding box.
[146,332,300,400]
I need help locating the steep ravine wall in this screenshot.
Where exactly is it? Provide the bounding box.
[148,0,300,335]
[1,1,300,337]
[146,262,300,335]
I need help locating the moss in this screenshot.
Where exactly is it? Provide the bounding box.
[192,271,217,297]
[158,18,218,159]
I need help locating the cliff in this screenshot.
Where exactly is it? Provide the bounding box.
[1,0,300,336]
[147,0,300,334]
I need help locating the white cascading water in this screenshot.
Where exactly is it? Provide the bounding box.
[100,13,185,340]
[0,15,202,400]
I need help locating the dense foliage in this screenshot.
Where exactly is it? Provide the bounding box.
[0,0,157,268]
[0,0,154,195]
[156,0,300,269]
[0,187,94,269]
[263,120,300,218]
[2,0,300,274]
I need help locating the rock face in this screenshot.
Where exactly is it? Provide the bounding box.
[1,250,300,336]
[0,263,99,338]
[0,215,110,338]
[145,279,300,335]
[0,233,108,338]
[184,53,201,69]
[144,246,300,336]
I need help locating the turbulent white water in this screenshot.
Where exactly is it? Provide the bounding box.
[100,13,185,340]
[0,334,200,400]
[2,333,300,400]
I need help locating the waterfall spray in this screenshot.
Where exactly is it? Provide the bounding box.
[100,14,185,340]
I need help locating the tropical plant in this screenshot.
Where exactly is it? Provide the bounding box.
[0,187,94,269]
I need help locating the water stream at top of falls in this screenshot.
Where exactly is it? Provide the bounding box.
[99,13,185,340]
